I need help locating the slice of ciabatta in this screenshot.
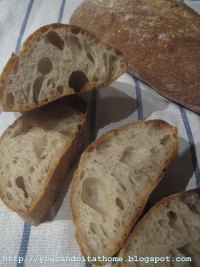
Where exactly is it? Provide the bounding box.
[70,120,178,264]
[115,189,200,267]
[0,95,87,225]
[0,23,126,111]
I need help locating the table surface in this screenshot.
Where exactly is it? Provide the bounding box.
[0,1,200,267]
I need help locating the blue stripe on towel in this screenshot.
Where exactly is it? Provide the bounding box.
[58,0,66,23]
[178,1,200,187]
[17,223,31,267]
[15,0,34,53]
[17,0,69,266]
[133,77,143,120]
[85,262,93,267]
[16,1,34,266]
[179,106,200,187]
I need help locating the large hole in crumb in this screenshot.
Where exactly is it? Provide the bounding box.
[38,57,53,75]
[116,197,124,210]
[45,31,64,50]
[69,71,89,93]
[33,76,44,104]
[167,210,178,220]
[167,210,178,229]
[87,53,95,64]
[120,147,135,166]
[15,176,28,199]
[81,177,106,215]
[160,135,170,145]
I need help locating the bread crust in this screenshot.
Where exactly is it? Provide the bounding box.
[70,0,200,113]
[0,23,127,112]
[115,188,200,267]
[70,120,178,265]
[0,96,87,225]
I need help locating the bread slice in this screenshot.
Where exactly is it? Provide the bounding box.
[70,120,178,264]
[0,23,126,112]
[0,95,87,225]
[70,0,200,113]
[115,189,200,267]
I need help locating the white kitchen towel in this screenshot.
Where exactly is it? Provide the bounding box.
[0,1,199,267]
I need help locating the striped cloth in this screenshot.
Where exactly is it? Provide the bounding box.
[0,1,200,267]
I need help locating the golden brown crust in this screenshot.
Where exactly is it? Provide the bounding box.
[70,0,200,113]
[0,96,87,225]
[70,120,178,265]
[0,23,127,112]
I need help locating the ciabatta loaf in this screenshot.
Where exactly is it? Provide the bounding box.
[0,96,87,225]
[0,23,126,111]
[70,120,178,264]
[115,189,200,267]
[70,0,200,113]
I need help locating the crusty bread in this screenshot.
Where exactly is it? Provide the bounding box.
[70,0,200,113]
[0,23,126,112]
[70,120,178,264]
[0,95,87,225]
[115,189,200,267]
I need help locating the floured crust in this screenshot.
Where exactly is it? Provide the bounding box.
[70,120,178,265]
[70,0,200,113]
[115,188,200,267]
[0,96,87,225]
[0,23,127,112]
